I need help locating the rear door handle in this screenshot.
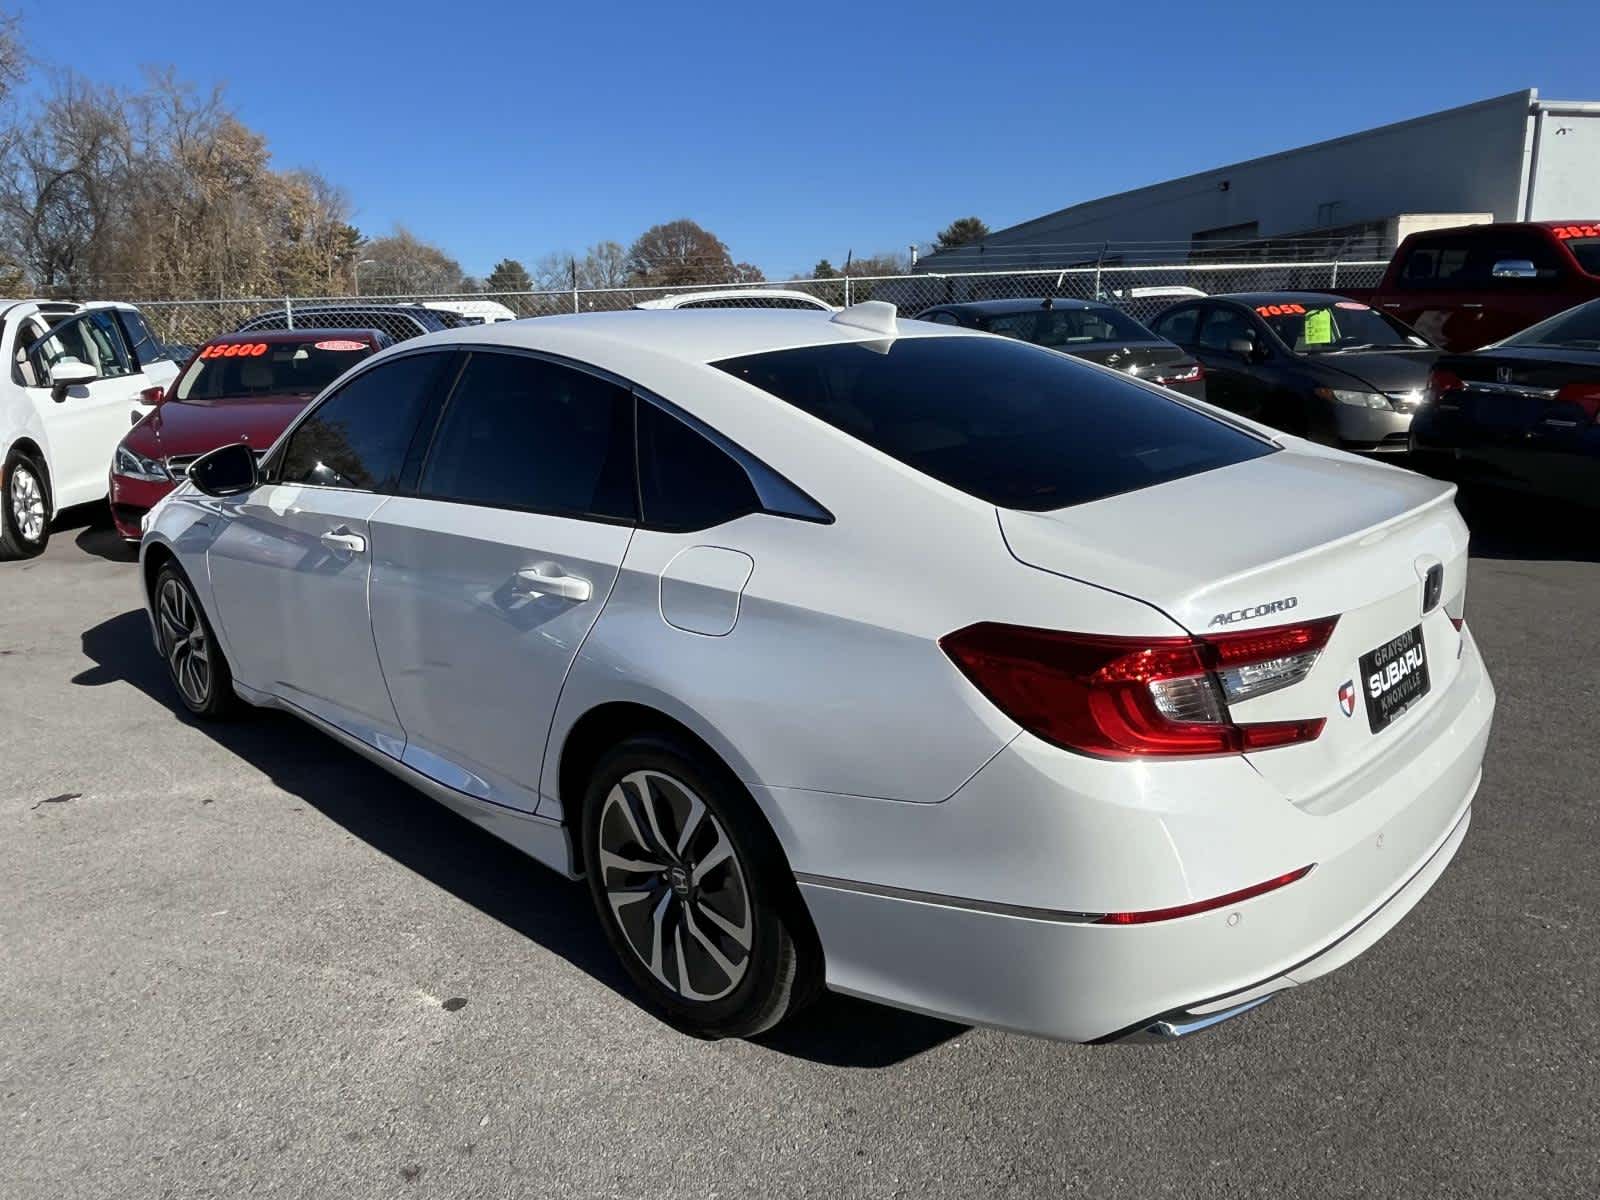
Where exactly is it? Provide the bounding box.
[513,565,592,602]
[320,528,366,555]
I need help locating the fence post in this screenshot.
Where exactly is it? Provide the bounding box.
[1330,258,1340,290]
[284,297,293,330]
[570,257,579,314]
[844,276,852,307]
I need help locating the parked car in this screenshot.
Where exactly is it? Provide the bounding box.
[417,299,518,324]
[1148,292,1437,452]
[109,329,389,541]
[236,304,457,343]
[914,298,1206,399]
[1410,297,1600,504]
[141,305,1493,1043]
[1368,220,1600,352]
[1,299,180,559]
[634,288,835,311]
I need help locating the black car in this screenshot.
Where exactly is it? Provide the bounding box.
[913,298,1206,400]
[1147,292,1438,452]
[1410,297,1600,504]
[236,304,460,343]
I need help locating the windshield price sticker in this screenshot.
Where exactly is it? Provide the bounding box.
[1255,303,1306,316]
[313,339,367,351]
[200,343,268,359]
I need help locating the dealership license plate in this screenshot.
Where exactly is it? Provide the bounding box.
[1359,625,1430,734]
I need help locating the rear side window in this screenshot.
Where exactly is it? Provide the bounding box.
[419,352,635,520]
[1396,238,1481,289]
[278,353,448,491]
[715,336,1275,511]
[116,309,169,369]
[637,400,761,531]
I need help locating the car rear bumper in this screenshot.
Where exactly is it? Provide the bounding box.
[777,628,1494,1043]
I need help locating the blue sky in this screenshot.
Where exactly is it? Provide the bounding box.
[13,0,1596,278]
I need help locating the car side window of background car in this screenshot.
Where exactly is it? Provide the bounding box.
[1397,238,1480,289]
[1151,306,1200,345]
[30,310,135,382]
[278,354,447,492]
[115,309,169,369]
[925,311,961,325]
[1198,307,1254,352]
[637,398,762,531]
[418,352,636,521]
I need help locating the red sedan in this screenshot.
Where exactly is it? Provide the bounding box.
[109,329,389,540]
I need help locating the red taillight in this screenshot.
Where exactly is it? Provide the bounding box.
[1554,381,1600,424]
[1152,362,1204,385]
[940,618,1337,759]
[1095,865,1315,925]
[1426,366,1464,404]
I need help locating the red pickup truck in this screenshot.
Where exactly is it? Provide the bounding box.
[1366,221,1600,352]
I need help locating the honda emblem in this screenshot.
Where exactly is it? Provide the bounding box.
[1496,365,1513,384]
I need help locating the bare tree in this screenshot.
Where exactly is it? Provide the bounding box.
[357,226,463,295]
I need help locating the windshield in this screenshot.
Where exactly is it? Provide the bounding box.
[1561,236,1600,276]
[174,339,375,401]
[1500,298,1600,350]
[714,336,1274,511]
[1255,301,1426,353]
[977,306,1160,348]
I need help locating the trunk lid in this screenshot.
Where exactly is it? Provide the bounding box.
[997,446,1470,804]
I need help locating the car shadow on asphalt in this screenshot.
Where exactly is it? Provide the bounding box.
[73,608,966,1068]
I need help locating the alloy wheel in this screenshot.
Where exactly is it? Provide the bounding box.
[9,463,45,544]
[597,769,753,1002]
[157,576,212,709]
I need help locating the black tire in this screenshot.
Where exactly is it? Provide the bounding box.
[1,450,50,560]
[581,733,821,1038]
[152,562,238,719]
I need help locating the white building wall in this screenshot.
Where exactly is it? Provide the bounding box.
[929,91,1553,268]
[1527,105,1600,219]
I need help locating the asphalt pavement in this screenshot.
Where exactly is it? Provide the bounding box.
[1,492,1596,1199]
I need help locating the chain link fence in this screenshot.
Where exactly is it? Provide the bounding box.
[135,260,1389,355]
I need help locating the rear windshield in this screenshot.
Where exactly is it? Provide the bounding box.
[714,335,1275,511]
[175,339,375,401]
[976,305,1159,347]
[1500,298,1600,350]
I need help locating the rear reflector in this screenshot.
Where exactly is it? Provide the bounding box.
[1095,865,1315,925]
[940,618,1336,759]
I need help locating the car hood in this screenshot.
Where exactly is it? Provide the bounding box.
[1308,348,1438,395]
[124,394,312,459]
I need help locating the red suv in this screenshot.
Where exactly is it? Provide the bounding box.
[109,329,388,540]
[1369,221,1600,352]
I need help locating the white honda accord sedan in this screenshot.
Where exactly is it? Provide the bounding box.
[139,304,1495,1042]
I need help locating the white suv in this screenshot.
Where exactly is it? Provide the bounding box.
[0,300,180,558]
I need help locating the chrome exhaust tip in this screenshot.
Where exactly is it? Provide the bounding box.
[1118,994,1275,1044]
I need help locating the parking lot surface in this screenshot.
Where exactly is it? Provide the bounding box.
[2,497,1596,1199]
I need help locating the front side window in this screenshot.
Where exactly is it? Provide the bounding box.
[715,335,1275,511]
[637,400,761,531]
[278,353,448,491]
[977,306,1158,348]
[1151,306,1201,345]
[1197,307,1255,352]
[419,352,635,520]
[30,310,135,382]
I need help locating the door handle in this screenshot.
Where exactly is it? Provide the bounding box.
[512,565,592,602]
[320,528,366,555]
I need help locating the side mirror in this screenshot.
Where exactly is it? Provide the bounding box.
[187,442,258,497]
[139,386,165,406]
[49,358,98,403]
[1491,258,1538,280]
